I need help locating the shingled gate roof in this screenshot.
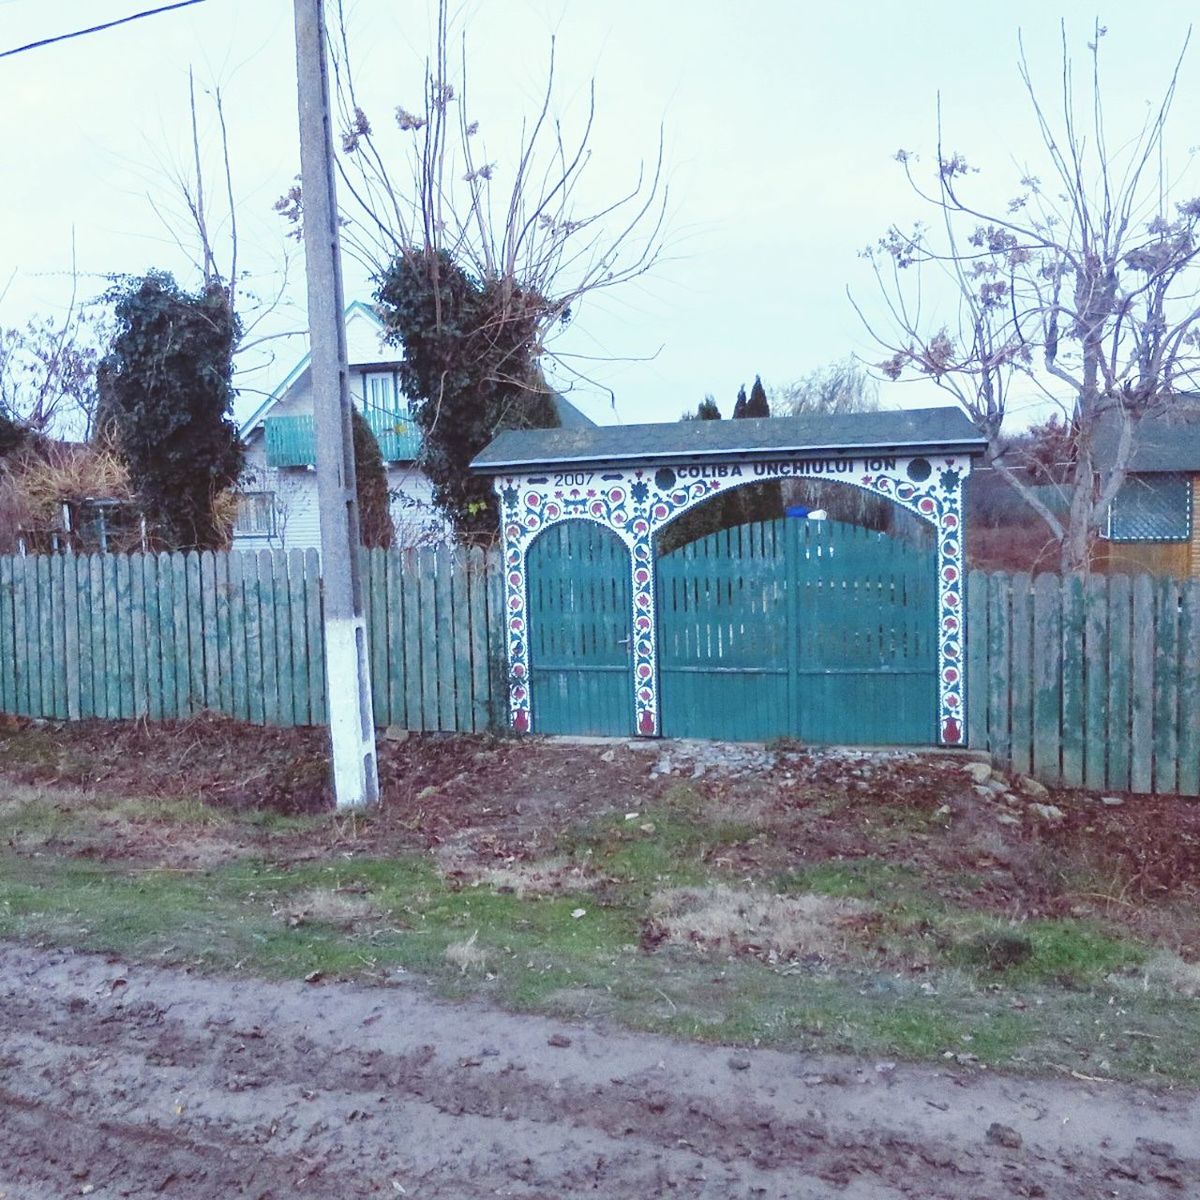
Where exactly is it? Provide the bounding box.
[471,406,986,473]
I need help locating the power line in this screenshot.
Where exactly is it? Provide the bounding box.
[0,0,207,60]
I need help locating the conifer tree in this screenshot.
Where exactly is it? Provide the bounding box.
[745,374,770,418]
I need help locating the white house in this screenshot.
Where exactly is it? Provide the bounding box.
[234,302,445,551]
[233,301,595,552]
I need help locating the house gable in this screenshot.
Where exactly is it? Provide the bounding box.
[239,301,395,437]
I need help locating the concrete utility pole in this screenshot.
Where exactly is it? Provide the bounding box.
[292,0,379,808]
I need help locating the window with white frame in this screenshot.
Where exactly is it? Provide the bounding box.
[234,491,277,536]
[1106,472,1191,542]
[363,371,404,413]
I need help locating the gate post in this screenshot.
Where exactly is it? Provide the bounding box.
[630,541,659,736]
[494,479,532,733]
[933,465,968,746]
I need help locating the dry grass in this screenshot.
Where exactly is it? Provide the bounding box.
[284,888,380,930]
[440,854,598,898]
[1141,951,1200,998]
[645,885,875,963]
[0,787,258,871]
[211,488,238,546]
[444,930,488,972]
[9,441,132,526]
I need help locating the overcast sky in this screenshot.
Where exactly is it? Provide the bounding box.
[1,0,1196,428]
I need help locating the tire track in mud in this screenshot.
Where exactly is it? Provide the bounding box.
[1,944,1196,1199]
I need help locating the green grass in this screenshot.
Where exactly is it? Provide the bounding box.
[558,785,754,889]
[933,914,1145,984]
[2,844,1194,1083]
[774,858,923,899]
[0,779,1196,1086]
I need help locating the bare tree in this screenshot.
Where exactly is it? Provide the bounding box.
[0,296,103,439]
[142,70,301,365]
[854,22,1200,573]
[279,0,667,388]
[774,358,879,417]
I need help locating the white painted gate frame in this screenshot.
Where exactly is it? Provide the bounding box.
[493,452,972,745]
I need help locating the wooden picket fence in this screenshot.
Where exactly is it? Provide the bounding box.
[3,548,1199,797]
[0,547,507,733]
[967,571,1200,796]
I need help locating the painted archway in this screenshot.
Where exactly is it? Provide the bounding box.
[493,450,971,745]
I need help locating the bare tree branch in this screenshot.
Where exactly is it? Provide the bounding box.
[855,23,1199,572]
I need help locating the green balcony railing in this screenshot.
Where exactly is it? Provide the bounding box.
[264,406,422,467]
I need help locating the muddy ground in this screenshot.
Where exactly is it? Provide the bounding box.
[1,941,1197,1200]
[3,716,1200,1196]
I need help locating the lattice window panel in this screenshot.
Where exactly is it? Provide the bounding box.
[1107,472,1191,542]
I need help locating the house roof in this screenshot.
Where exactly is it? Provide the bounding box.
[239,300,596,439]
[238,300,387,437]
[550,392,594,430]
[1095,409,1200,474]
[471,405,986,473]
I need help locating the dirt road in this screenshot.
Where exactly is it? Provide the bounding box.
[0,944,1196,1199]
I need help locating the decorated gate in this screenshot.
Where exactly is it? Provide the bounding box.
[656,517,937,743]
[525,521,633,735]
[472,406,985,745]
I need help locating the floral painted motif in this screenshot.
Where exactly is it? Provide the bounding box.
[495,453,971,745]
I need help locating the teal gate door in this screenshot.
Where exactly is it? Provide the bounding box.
[656,517,936,744]
[526,521,633,735]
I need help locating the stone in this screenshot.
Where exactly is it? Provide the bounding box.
[1100,795,1124,807]
[383,725,410,743]
[1016,775,1050,800]
[986,1122,1023,1150]
[1030,803,1065,822]
[964,762,993,785]
[995,812,1022,826]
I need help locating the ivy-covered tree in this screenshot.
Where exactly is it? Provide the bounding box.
[98,272,244,550]
[0,410,30,460]
[375,251,560,540]
[351,407,394,549]
[274,0,664,540]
